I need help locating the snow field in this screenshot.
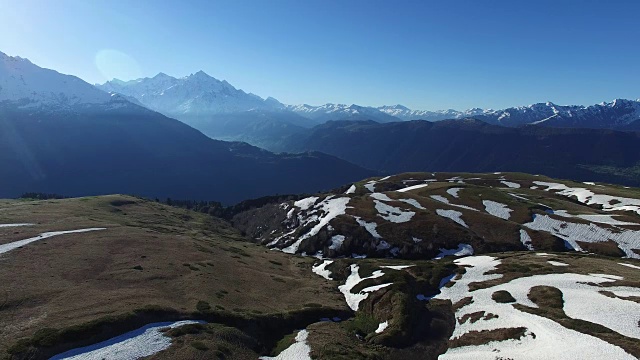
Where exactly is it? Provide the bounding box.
[51,320,204,360]
[482,200,512,220]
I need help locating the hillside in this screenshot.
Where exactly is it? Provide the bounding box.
[275,119,640,187]
[233,172,640,260]
[1,193,638,359]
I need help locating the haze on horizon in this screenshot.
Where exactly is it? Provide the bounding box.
[0,0,638,110]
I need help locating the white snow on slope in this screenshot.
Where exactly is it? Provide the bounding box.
[338,264,392,311]
[370,193,393,201]
[548,260,569,266]
[354,217,382,238]
[345,184,356,194]
[524,214,640,258]
[434,244,474,259]
[0,223,33,228]
[50,320,203,360]
[375,321,389,334]
[436,209,468,228]
[259,329,312,360]
[0,228,106,255]
[294,197,319,211]
[482,200,513,220]
[508,193,529,201]
[397,183,429,192]
[312,260,334,280]
[447,188,462,198]
[519,229,534,250]
[329,235,345,250]
[554,210,639,226]
[381,265,415,270]
[619,263,640,270]
[500,181,521,189]
[435,256,639,360]
[534,181,640,215]
[430,195,477,211]
[373,201,415,223]
[283,197,351,254]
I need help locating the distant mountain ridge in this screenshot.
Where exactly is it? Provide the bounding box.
[0,51,374,203]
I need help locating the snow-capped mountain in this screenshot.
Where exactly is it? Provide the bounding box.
[286,103,401,123]
[98,71,283,117]
[0,51,129,110]
[377,104,489,122]
[377,100,640,129]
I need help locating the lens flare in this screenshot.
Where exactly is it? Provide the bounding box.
[95,49,142,81]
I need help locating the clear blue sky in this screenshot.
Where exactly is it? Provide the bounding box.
[1,0,638,110]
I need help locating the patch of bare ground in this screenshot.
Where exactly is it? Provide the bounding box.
[448,327,529,348]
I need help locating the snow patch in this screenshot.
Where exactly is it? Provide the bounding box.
[294,197,319,211]
[50,320,204,360]
[312,260,334,280]
[375,321,389,334]
[259,329,312,360]
[534,181,640,215]
[482,200,513,220]
[447,188,462,198]
[0,228,106,255]
[374,201,415,223]
[397,183,429,192]
[619,263,640,270]
[500,181,521,189]
[524,214,640,258]
[338,264,392,311]
[0,223,33,228]
[436,209,468,228]
[328,235,345,251]
[548,260,569,266]
[345,184,356,194]
[434,243,474,259]
[519,229,534,250]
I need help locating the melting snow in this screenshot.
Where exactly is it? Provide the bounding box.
[294,197,319,211]
[338,264,392,311]
[619,263,640,270]
[375,321,389,334]
[345,184,356,194]
[548,260,569,266]
[434,244,474,259]
[430,195,477,211]
[381,265,415,270]
[436,209,468,228]
[329,235,345,250]
[282,197,351,254]
[500,181,521,189]
[554,210,639,226]
[0,228,106,255]
[354,217,382,238]
[374,201,415,223]
[533,181,640,215]
[519,229,534,250]
[312,260,334,280]
[482,200,513,220]
[50,320,204,360]
[397,183,429,192]
[447,188,462,198]
[508,193,529,201]
[435,256,639,359]
[524,214,640,258]
[259,329,312,360]
[0,223,33,228]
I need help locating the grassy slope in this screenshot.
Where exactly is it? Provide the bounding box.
[0,195,346,359]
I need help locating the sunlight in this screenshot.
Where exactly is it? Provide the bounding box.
[95,49,141,82]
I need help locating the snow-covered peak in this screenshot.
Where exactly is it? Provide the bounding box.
[0,51,114,107]
[98,71,282,116]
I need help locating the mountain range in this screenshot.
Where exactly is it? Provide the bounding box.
[98,72,640,135]
[0,51,372,203]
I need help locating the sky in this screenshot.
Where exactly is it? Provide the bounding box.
[0,0,638,110]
